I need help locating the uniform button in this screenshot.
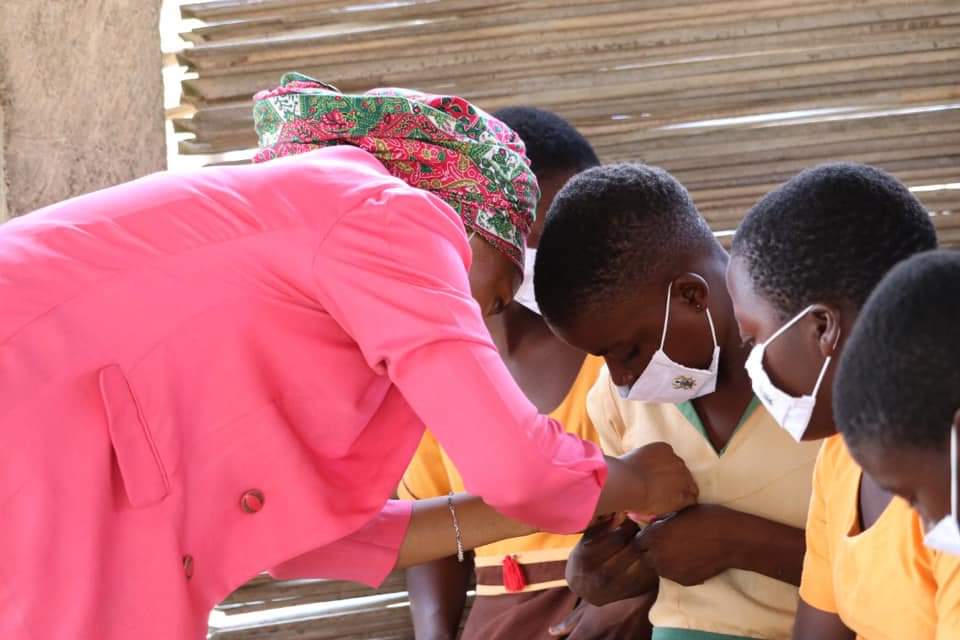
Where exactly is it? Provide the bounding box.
[240,489,265,514]
[183,555,194,580]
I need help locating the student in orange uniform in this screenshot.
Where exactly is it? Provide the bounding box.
[833,250,960,636]
[726,162,958,639]
[400,108,654,640]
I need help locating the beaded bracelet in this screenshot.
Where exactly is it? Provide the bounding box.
[447,493,465,562]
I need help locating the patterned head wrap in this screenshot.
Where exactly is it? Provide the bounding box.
[253,72,539,269]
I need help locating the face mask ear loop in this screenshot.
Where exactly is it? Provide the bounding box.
[951,423,958,520]
[810,325,841,398]
[705,307,718,350]
[659,281,674,351]
[762,304,816,348]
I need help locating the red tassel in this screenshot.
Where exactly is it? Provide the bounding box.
[502,555,527,593]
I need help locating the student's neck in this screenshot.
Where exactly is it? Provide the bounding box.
[688,249,757,450]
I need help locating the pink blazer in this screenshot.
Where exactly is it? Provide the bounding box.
[0,147,605,639]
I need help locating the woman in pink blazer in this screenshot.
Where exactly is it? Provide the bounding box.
[0,75,696,639]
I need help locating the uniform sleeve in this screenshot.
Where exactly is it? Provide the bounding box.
[798,441,838,613]
[270,500,413,587]
[398,430,453,500]
[312,186,605,534]
[586,368,629,457]
[933,549,960,639]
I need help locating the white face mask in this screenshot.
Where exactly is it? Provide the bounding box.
[513,247,540,316]
[616,282,720,404]
[745,305,836,442]
[924,425,960,555]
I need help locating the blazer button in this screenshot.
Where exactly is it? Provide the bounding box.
[240,489,265,514]
[183,555,194,580]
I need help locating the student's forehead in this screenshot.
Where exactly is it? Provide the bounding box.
[726,257,774,324]
[725,256,752,305]
[580,287,665,347]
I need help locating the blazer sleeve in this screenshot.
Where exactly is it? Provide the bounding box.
[311,185,605,534]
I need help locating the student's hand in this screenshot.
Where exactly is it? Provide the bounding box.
[635,504,738,586]
[619,442,699,516]
[565,516,658,606]
[548,595,654,638]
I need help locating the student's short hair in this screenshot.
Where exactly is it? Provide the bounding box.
[731,162,937,319]
[835,250,960,449]
[493,107,600,177]
[534,163,715,326]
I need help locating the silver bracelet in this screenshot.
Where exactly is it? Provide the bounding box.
[447,493,465,562]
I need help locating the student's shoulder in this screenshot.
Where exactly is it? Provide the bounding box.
[811,434,860,493]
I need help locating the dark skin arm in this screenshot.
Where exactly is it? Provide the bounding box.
[406,553,475,640]
[637,504,805,587]
[565,517,660,606]
[792,600,855,640]
[548,594,655,639]
[568,504,804,608]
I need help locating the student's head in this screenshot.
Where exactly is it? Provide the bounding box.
[253,73,539,317]
[834,251,960,526]
[535,163,725,389]
[727,162,937,441]
[493,107,600,248]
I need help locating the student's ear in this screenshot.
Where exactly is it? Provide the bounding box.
[809,304,843,359]
[674,273,710,314]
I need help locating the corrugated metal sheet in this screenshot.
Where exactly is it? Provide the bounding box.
[173,0,960,243]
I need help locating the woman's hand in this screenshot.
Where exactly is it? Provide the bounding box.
[597,442,698,518]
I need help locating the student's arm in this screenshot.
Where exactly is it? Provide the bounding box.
[635,505,805,586]
[548,594,656,639]
[398,433,471,640]
[406,554,474,640]
[792,600,855,640]
[565,516,660,605]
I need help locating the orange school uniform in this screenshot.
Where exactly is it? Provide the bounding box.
[800,435,960,639]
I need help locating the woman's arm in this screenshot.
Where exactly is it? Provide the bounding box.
[313,191,697,533]
[271,495,530,586]
[397,494,534,568]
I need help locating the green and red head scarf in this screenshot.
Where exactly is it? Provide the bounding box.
[253,72,539,269]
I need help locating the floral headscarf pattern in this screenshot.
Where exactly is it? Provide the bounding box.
[253,73,539,269]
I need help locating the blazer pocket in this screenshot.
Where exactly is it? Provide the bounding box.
[99,364,170,508]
